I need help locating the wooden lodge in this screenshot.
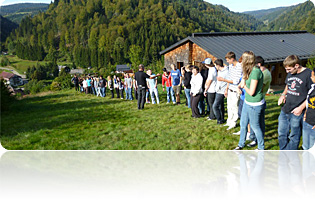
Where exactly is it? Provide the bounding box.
[160,31,315,85]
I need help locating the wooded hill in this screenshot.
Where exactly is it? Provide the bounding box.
[243,5,300,25]
[0,15,19,43]
[5,0,263,69]
[0,3,49,24]
[245,1,315,32]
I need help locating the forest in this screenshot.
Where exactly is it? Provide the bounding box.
[3,0,262,71]
[2,0,315,72]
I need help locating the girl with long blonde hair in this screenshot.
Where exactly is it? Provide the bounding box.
[234,51,265,150]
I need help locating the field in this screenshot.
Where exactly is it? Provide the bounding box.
[0,86,283,150]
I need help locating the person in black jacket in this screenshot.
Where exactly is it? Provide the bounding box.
[134,64,161,110]
[71,74,79,91]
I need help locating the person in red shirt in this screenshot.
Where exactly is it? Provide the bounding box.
[162,68,176,104]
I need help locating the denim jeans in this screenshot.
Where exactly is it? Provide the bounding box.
[100,87,106,97]
[278,110,304,150]
[249,101,266,142]
[150,87,160,104]
[207,92,216,119]
[302,121,315,150]
[184,88,191,108]
[126,88,133,100]
[166,86,176,103]
[198,95,205,115]
[213,93,225,123]
[238,102,265,150]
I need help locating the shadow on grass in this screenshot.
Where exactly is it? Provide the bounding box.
[1,92,127,138]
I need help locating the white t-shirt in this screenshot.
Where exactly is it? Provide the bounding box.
[206,67,217,93]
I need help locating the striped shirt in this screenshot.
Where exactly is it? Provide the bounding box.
[227,62,243,91]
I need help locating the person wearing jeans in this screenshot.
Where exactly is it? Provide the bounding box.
[213,59,228,124]
[203,58,217,120]
[234,51,265,150]
[302,68,315,150]
[162,68,175,104]
[182,65,192,108]
[277,55,312,150]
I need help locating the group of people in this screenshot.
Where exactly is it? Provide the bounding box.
[179,51,314,150]
[71,74,135,100]
[71,52,315,150]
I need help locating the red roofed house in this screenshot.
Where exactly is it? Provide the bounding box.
[0,71,23,87]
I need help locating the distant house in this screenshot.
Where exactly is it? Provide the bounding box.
[160,31,315,85]
[58,65,70,73]
[116,64,133,73]
[0,71,23,87]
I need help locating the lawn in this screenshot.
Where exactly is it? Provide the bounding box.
[0,87,282,150]
[4,55,71,75]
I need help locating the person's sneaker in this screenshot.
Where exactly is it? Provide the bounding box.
[246,133,251,141]
[233,131,240,135]
[233,146,243,150]
[206,117,212,120]
[227,125,235,131]
[247,141,257,147]
[166,102,170,104]
[173,102,176,105]
[223,123,230,127]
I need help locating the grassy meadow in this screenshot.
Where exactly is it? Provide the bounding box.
[1,86,283,150]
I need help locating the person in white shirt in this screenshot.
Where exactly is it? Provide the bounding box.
[190,66,203,118]
[217,52,243,130]
[204,58,217,120]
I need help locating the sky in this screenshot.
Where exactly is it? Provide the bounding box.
[0,0,314,13]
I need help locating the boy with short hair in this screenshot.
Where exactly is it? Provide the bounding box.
[217,52,243,130]
[278,55,312,150]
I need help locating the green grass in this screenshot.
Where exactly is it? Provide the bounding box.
[0,87,282,150]
[5,55,49,74]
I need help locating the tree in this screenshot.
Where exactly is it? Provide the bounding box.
[128,45,142,71]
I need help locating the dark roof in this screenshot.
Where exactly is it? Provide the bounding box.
[116,65,130,72]
[160,31,315,64]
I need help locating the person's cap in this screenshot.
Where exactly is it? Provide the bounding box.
[162,68,167,72]
[202,58,212,65]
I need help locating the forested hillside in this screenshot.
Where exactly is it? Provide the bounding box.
[244,5,300,25]
[0,3,49,24]
[0,15,19,44]
[5,0,262,70]
[262,1,315,32]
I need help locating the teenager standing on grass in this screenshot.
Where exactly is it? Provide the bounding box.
[108,76,114,98]
[190,66,203,118]
[203,58,217,120]
[146,69,160,104]
[217,52,243,131]
[234,51,265,150]
[303,68,315,150]
[134,64,161,110]
[162,68,175,104]
[71,74,79,91]
[171,63,182,105]
[182,65,192,108]
[213,59,228,124]
[117,77,124,99]
[278,55,312,150]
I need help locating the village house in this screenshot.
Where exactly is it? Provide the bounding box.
[160,31,315,85]
[0,71,24,87]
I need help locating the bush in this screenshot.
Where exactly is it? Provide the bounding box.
[0,79,15,112]
[24,80,46,94]
[0,56,10,67]
[50,69,72,91]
